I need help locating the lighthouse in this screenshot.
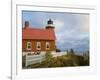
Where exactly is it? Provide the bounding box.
[46,19,55,29]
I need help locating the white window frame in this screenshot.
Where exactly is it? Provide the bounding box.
[27,42,32,50]
[36,42,41,50]
[46,42,50,50]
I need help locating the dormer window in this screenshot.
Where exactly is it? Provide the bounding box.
[36,42,41,50]
[46,42,50,50]
[27,42,32,50]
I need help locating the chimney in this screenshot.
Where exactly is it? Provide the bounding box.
[25,21,29,28]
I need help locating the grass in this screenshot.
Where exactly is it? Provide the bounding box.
[23,52,89,69]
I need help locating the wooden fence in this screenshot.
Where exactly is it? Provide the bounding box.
[25,54,45,67]
[25,52,67,67]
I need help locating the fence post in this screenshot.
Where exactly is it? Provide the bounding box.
[40,54,41,64]
[25,55,27,67]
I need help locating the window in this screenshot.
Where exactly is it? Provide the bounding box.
[46,42,50,50]
[27,42,32,50]
[36,42,41,50]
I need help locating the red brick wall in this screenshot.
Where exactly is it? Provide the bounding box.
[22,39,56,52]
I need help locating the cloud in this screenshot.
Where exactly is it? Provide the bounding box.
[54,19,65,32]
[75,14,89,33]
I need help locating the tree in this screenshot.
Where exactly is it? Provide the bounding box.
[70,48,74,53]
[45,52,53,67]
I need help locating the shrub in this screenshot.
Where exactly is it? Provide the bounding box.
[28,51,89,68]
[56,49,61,52]
[45,52,53,67]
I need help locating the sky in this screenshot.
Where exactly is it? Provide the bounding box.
[22,11,89,53]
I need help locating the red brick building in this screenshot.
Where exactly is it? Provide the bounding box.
[22,19,56,55]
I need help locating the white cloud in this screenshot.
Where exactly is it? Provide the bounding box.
[75,14,89,33]
[54,20,65,32]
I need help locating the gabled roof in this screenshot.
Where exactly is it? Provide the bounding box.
[22,27,56,40]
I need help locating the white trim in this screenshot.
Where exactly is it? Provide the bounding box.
[47,24,54,27]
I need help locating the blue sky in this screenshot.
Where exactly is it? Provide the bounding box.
[22,11,89,53]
